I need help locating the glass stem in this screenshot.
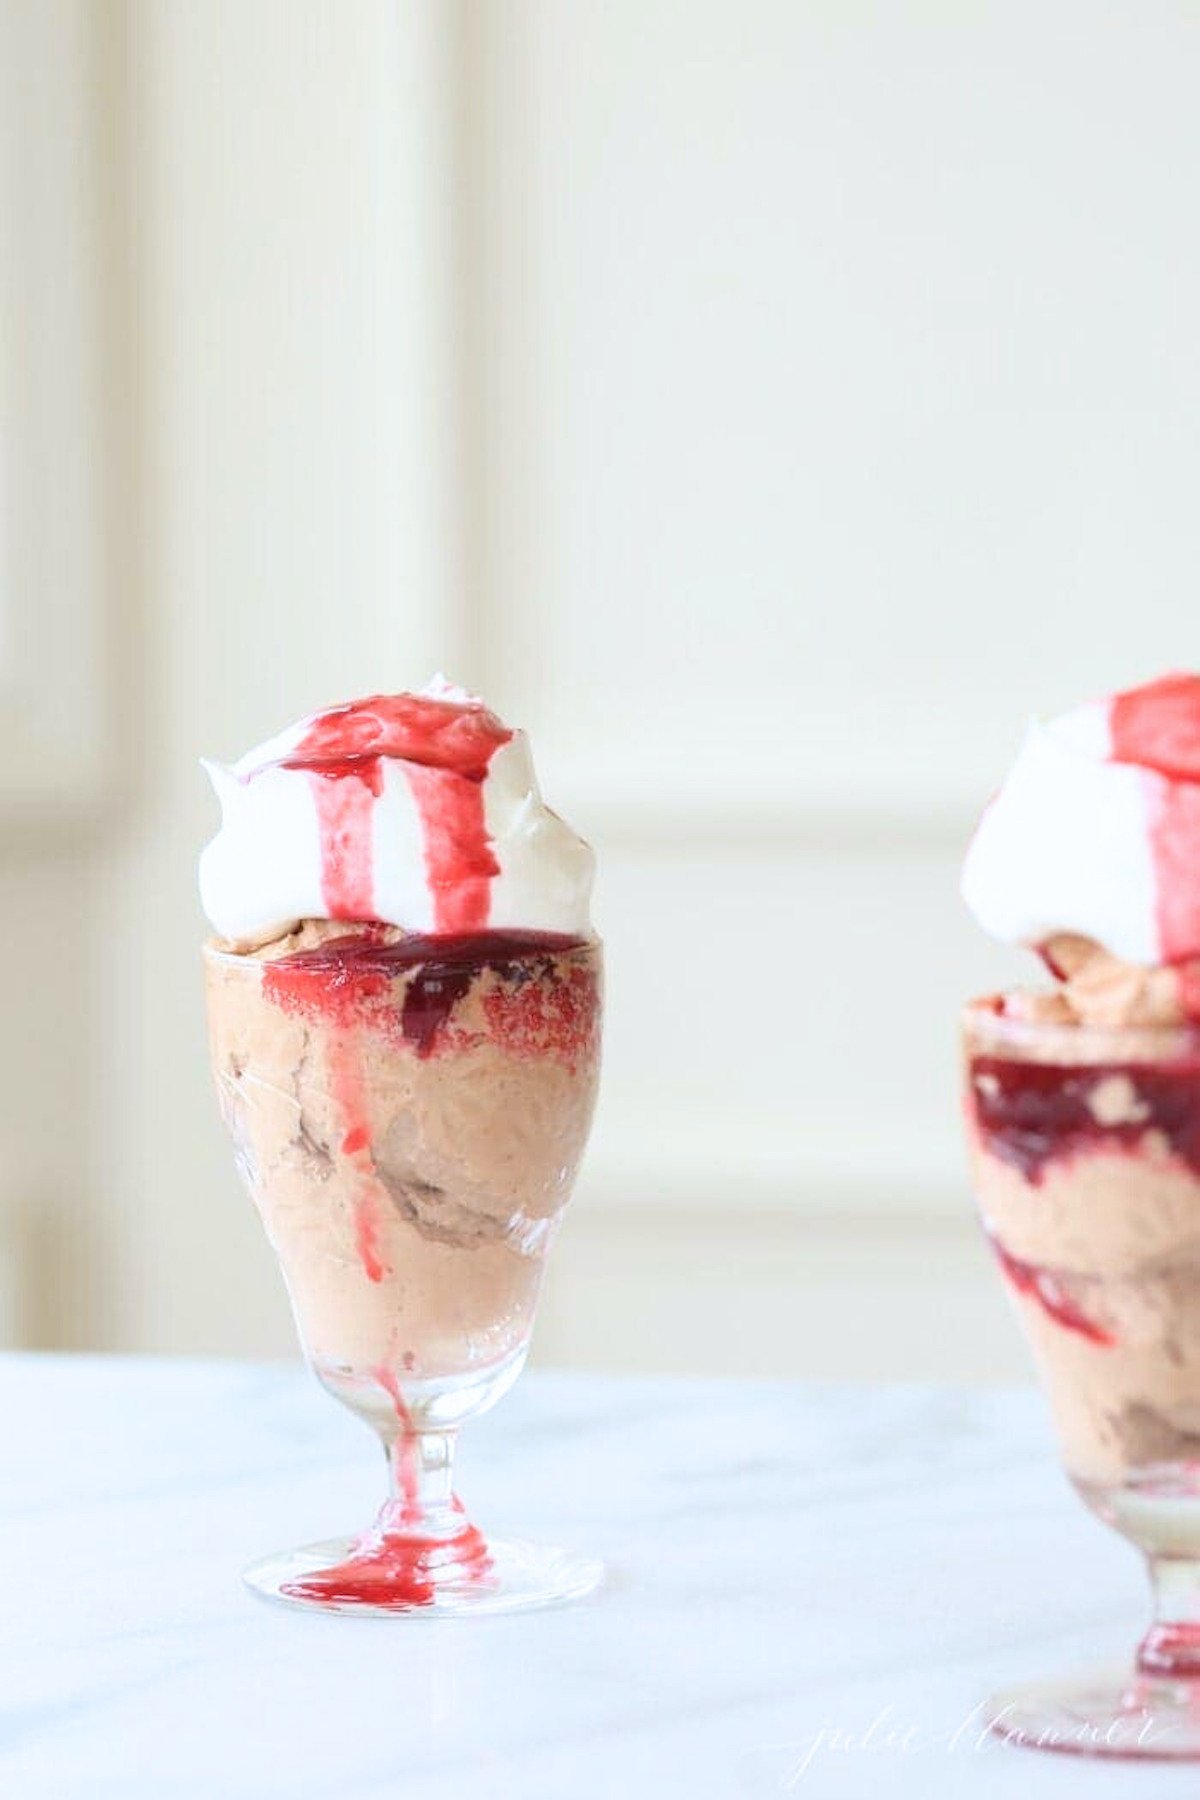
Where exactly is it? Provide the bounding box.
[1137,1555,1200,1680]
[383,1427,461,1539]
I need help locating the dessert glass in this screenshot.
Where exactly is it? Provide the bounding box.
[205,928,602,1616]
[963,999,1200,1758]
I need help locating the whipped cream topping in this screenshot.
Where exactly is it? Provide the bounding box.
[199,679,594,946]
[962,674,1200,969]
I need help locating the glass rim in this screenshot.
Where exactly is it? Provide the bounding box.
[961,992,1200,1060]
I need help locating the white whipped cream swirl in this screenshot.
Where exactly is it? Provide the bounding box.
[199,678,594,946]
[961,678,1200,967]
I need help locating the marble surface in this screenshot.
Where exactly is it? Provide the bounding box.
[1,1355,1196,1799]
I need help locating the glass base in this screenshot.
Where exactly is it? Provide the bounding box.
[244,1534,604,1618]
[988,1666,1200,1760]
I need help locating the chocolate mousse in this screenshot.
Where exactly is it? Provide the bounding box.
[964,999,1200,1487]
[205,923,601,1404]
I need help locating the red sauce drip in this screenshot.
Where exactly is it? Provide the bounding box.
[306,762,382,919]
[989,1235,1114,1346]
[969,1053,1200,1184]
[402,763,499,933]
[270,693,513,929]
[262,929,592,1061]
[1139,1619,1200,1680]
[1035,943,1069,982]
[279,1510,492,1610]
[1111,674,1200,784]
[372,1362,419,1524]
[327,1030,385,1284]
[1110,675,1200,962]
[1145,778,1200,966]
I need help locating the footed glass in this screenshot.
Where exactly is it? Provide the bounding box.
[205,929,602,1616]
[964,1001,1200,1758]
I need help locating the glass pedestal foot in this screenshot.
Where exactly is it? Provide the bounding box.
[987,1666,1200,1760]
[244,1533,604,1618]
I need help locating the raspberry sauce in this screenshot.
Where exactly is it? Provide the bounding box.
[988,1236,1114,1346]
[1111,674,1200,963]
[969,1054,1200,1184]
[279,1508,492,1610]
[1138,1619,1200,1680]
[329,1032,385,1283]
[1111,673,1200,785]
[280,1357,492,1609]
[373,1361,420,1524]
[273,694,513,929]
[262,929,592,1059]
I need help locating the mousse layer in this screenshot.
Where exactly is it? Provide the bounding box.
[964,1000,1200,1483]
[1004,936,1200,1030]
[205,924,601,1390]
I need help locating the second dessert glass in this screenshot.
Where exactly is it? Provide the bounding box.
[963,1000,1200,1758]
[205,927,602,1616]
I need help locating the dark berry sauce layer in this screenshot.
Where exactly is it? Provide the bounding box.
[263,929,593,1059]
[969,1054,1200,1184]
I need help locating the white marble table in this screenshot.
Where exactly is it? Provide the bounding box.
[1,1355,1196,1799]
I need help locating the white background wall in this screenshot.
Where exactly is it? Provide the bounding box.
[3,1,1200,1379]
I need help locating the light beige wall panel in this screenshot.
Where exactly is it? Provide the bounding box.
[471,1,1200,822]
